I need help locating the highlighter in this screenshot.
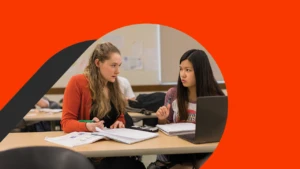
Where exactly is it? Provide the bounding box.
[78,120,95,123]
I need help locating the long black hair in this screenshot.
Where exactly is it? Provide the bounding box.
[176,49,224,121]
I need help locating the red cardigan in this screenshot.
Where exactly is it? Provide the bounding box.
[61,74,125,133]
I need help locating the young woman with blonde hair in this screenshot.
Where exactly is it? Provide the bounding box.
[61,42,145,169]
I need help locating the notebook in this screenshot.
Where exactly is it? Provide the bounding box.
[92,127,159,144]
[45,128,158,147]
[156,123,195,136]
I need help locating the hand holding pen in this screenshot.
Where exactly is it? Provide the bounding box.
[80,117,105,132]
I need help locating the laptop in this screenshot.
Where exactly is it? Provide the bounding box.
[178,96,228,144]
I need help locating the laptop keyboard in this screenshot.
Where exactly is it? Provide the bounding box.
[179,134,195,143]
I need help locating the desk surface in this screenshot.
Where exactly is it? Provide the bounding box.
[24,110,157,122]
[0,131,218,157]
[24,110,62,121]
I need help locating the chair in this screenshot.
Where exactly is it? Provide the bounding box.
[0,146,95,169]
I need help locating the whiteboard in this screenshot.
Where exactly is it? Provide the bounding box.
[52,24,224,88]
[53,24,161,87]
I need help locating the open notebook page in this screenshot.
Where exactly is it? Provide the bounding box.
[45,132,105,147]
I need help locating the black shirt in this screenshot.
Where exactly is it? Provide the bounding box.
[90,100,120,128]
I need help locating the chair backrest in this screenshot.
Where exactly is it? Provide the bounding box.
[0,146,94,169]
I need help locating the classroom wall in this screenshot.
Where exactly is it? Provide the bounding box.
[160,25,224,83]
[52,24,224,88]
[46,24,227,102]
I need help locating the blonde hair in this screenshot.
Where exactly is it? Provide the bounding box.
[83,42,126,119]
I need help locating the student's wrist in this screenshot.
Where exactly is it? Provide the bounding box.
[85,122,91,131]
[85,122,88,130]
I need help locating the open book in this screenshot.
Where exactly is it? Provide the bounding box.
[156,123,196,136]
[45,128,158,147]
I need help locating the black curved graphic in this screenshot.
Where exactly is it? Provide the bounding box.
[0,40,96,141]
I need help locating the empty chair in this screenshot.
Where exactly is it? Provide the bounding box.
[0,146,94,169]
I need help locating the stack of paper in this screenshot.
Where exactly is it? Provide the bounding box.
[156,123,196,136]
[92,128,159,144]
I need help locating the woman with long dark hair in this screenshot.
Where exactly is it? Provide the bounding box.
[155,49,224,169]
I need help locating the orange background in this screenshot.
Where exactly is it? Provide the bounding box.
[0,0,299,168]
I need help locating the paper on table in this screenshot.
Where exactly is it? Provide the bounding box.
[96,127,156,139]
[93,128,158,144]
[156,123,196,136]
[45,132,105,147]
[40,108,62,113]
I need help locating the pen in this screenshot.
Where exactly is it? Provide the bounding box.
[79,120,95,123]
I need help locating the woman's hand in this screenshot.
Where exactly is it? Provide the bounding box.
[86,117,105,132]
[110,120,125,129]
[156,104,170,121]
